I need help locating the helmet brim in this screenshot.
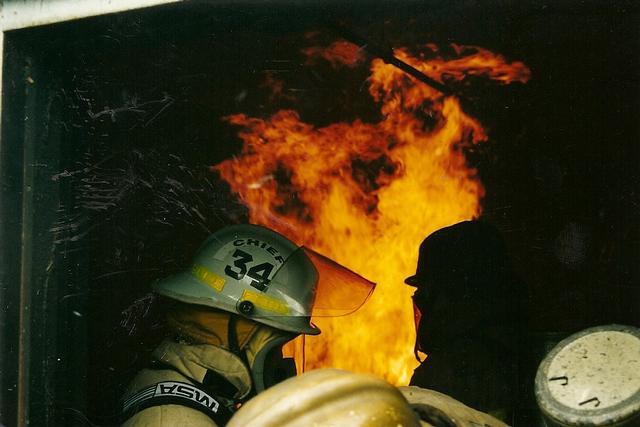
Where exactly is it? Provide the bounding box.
[404,275,420,287]
[153,271,321,335]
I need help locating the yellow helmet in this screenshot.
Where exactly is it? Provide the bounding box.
[227,369,421,427]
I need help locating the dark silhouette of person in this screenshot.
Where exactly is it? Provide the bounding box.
[405,220,526,424]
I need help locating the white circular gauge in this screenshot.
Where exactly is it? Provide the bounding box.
[535,324,640,426]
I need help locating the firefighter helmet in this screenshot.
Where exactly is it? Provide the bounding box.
[153,224,374,336]
[227,368,421,427]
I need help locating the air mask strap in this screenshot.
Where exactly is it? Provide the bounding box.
[228,315,240,354]
[146,359,240,418]
[122,380,233,425]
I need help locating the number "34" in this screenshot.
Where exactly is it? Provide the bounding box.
[224,249,274,292]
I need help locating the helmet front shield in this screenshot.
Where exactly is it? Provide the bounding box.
[248,246,375,333]
[300,247,375,317]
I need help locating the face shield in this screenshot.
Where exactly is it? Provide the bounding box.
[244,246,375,333]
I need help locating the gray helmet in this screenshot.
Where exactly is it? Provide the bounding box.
[154,224,375,335]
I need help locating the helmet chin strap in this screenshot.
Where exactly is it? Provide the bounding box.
[228,314,251,365]
[228,314,297,394]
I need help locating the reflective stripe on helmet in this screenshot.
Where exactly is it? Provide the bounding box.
[191,263,226,291]
[240,289,289,315]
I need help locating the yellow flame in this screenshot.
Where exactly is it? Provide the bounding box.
[214,42,529,385]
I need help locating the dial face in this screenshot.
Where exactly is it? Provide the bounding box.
[546,331,640,411]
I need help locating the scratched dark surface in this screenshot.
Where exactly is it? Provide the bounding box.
[2,1,638,425]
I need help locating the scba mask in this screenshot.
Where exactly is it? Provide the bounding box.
[243,324,297,392]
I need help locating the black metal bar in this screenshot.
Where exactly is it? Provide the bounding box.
[329,23,456,97]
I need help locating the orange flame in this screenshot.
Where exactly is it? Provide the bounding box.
[303,40,366,68]
[214,41,529,385]
[392,44,531,85]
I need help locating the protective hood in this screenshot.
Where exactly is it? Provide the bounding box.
[166,302,259,348]
[166,303,298,394]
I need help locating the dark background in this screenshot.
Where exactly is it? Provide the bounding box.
[3,1,638,425]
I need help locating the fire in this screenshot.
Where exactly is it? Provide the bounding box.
[213,40,529,385]
[392,44,531,85]
[303,40,366,68]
